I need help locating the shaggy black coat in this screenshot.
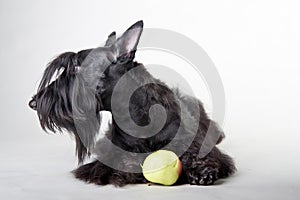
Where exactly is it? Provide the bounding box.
[29,21,235,186]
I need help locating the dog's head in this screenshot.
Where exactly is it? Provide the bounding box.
[29,21,144,162]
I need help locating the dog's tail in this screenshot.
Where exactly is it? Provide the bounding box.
[215,148,236,178]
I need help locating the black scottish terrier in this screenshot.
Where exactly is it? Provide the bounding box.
[29,21,235,186]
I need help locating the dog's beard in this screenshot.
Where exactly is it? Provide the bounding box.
[30,49,102,163]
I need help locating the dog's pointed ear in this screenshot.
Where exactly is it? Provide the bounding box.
[105,31,116,47]
[114,20,143,57]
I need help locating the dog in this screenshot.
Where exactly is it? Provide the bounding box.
[29,21,236,186]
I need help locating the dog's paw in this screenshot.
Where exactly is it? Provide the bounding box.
[187,167,218,186]
[72,161,111,185]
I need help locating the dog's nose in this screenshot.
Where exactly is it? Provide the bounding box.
[29,99,37,110]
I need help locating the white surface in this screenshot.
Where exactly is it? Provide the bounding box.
[1,0,300,199]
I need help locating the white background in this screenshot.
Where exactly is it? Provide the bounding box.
[0,0,300,199]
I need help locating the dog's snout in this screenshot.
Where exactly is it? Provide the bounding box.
[29,98,37,110]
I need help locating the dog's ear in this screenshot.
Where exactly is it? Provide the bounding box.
[114,20,143,57]
[105,31,116,47]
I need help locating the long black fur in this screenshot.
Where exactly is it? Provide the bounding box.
[29,21,236,186]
